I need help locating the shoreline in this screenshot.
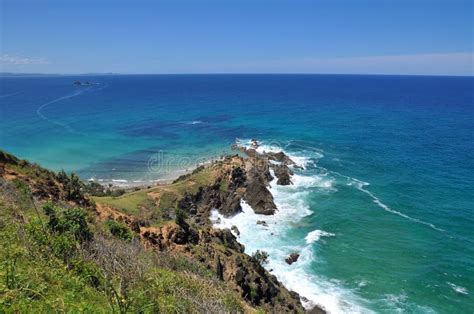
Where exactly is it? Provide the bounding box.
[91,140,330,312]
[88,156,226,190]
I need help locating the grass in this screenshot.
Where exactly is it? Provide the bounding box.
[0,152,271,313]
[0,220,110,312]
[0,171,255,313]
[93,165,216,215]
[92,189,152,215]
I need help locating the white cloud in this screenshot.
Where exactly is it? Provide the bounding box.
[0,54,49,65]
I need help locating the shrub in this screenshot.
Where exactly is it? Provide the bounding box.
[56,171,87,203]
[105,220,133,241]
[251,250,269,265]
[70,258,103,288]
[84,181,106,196]
[43,203,93,243]
[11,178,31,202]
[175,207,187,226]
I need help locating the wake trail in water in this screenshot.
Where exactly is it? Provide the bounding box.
[332,171,445,232]
[36,84,108,135]
[0,91,21,98]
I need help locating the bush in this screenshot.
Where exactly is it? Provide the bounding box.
[105,220,133,241]
[70,258,103,288]
[43,203,92,243]
[11,178,31,202]
[84,181,106,196]
[175,207,187,226]
[56,170,87,204]
[251,250,269,265]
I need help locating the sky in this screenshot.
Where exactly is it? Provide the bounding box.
[1,0,473,75]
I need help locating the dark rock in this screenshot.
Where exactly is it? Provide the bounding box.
[216,255,224,280]
[231,225,240,236]
[230,167,246,188]
[244,171,276,215]
[272,164,294,185]
[307,305,327,314]
[178,192,198,214]
[171,226,188,244]
[285,253,300,265]
[220,192,242,217]
[289,290,301,300]
[256,220,268,227]
[213,229,244,252]
[267,151,295,165]
[235,267,247,284]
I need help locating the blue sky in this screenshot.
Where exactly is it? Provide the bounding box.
[1,0,473,75]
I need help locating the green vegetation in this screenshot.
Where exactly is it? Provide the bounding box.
[0,184,248,313]
[251,250,269,265]
[92,189,152,215]
[105,220,134,241]
[175,207,188,226]
[0,153,251,313]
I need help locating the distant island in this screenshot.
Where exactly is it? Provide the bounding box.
[73,80,96,86]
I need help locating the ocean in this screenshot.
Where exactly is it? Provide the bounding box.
[1,74,473,313]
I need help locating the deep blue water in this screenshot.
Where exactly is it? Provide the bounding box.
[1,74,473,313]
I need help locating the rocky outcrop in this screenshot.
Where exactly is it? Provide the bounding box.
[175,143,298,219]
[138,222,304,312]
[243,175,276,214]
[0,150,93,207]
[231,225,240,236]
[94,143,322,313]
[285,253,300,265]
[273,164,294,185]
[2,148,323,313]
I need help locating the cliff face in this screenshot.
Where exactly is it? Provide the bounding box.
[0,148,324,313]
[134,143,322,313]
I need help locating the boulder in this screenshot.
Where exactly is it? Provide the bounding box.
[231,225,240,236]
[267,151,295,165]
[220,192,243,217]
[272,164,293,185]
[244,168,276,215]
[285,253,300,265]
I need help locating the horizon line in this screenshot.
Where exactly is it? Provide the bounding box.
[1,72,473,78]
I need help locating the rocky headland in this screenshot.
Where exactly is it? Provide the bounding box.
[0,143,325,313]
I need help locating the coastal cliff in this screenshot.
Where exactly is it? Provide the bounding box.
[0,146,325,313]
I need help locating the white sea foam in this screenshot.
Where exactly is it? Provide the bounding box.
[184,120,205,125]
[305,230,335,244]
[111,179,128,183]
[384,292,408,312]
[212,145,372,313]
[447,282,469,295]
[236,139,321,170]
[350,180,444,232]
[357,279,369,288]
[332,170,445,233]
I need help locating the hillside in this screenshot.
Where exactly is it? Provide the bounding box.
[0,149,320,313]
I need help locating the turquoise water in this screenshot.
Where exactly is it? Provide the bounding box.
[1,74,473,312]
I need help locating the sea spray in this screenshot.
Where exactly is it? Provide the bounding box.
[305,230,336,244]
[212,142,372,313]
